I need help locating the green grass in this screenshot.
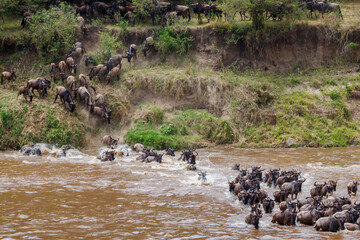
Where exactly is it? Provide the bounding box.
[125,109,235,150]
[0,90,87,150]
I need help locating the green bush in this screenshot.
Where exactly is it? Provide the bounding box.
[28,3,77,61]
[155,26,193,60]
[125,109,235,149]
[92,30,123,64]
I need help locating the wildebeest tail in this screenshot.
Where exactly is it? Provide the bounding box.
[1,74,3,85]
[89,85,96,94]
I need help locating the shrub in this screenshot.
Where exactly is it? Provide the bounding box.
[155,26,193,60]
[92,30,123,64]
[28,3,77,61]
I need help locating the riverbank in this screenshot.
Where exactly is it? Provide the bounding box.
[2,10,360,150]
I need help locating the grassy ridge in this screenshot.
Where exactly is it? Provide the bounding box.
[119,63,360,148]
[0,90,88,150]
[125,105,235,149]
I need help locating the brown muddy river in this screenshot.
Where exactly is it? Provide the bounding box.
[1,145,360,239]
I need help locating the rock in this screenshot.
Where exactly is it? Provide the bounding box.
[286,138,295,147]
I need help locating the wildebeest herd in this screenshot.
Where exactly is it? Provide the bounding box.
[228,165,360,231]
[18,0,344,30]
[0,40,144,124]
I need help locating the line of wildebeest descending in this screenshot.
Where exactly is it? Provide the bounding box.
[228,165,360,231]
[1,40,145,124]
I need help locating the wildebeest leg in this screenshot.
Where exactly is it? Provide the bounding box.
[31,88,37,96]
[53,94,59,103]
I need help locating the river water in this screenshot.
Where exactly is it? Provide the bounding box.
[1,145,360,239]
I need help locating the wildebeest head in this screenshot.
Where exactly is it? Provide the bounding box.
[11,68,17,80]
[165,148,175,156]
[297,178,306,192]
[280,188,286,201]
[102,109,111,124]
[70,103,76,112]
[334,215,345,230]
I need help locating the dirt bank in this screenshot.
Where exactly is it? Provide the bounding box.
[104,24,360,73]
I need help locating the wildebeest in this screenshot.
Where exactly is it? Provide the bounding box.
[94,93,107,108]
[165,148,175,157]
[263,198,275,213]
[348,180,358,196]
[102,135,119,147]
[97,149,115,161]
[89,64,103,80]
[245,204,262,229]
[77,16,87,35]
[275,175,291,187]
[20,144,41,156]
[106,67,120,83]
[142,37,154,57]
[84,55,96,67]
[170,3,190,21]
[93,106,112,124]
[74,4,89,17]
[271,206,297,226]
[281,178,306,200]
[124,44,137,63]
[53,86,76,112]
[310,0,343,19]
[145,153,163,163]
[27,78,51,97]
[310,181,325,198]
[59,61,67,82]
[68,47,83,65]
[190,3,210,22]
[232,163,241,171]
[50,63,56,82]
[79,74,88,87]
[297,208,324,225]
[98,65,108,82]
[66,57,76,75]
[273,188,288,203]
[1,68,17,88]
[67,76,77,98]
[17,86,33,103]
[106,54,122,71]
[315,215,346,232]
[77,86,95,111]
[134,143,145,153]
